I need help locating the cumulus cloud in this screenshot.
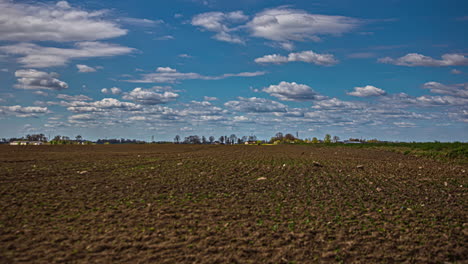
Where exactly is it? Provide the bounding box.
[128,116,147,121]
[347,85,387,97]
[263,81,326,101]
[122,87,179,105]
[0,42,134,68]
[247,7,360,44]
[127,67,265,83]
[0,0,127,42]
[204,96,218,101]
[451,69,462,74]
[101,87,122,95]
[66,98,140,113]
[224,97,287,113]
[68,113,96,121]
[14,69,68,90]
[0,105,49,117]
[311,98,364,110]
[191,11,248,44]
[393,122,416,128]
[191,7,361,47]
[378,53,468,67]
[76,64,96,72]
[255,50,338,66]
[233,115,250,122]
[56,94,92,101]
[422,82,468,98]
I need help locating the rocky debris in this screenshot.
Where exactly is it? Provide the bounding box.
[356,165,364,169]
[76,170,88,175]
[312,161,323,167]
[177,162,183,166]
[256,177,267,181]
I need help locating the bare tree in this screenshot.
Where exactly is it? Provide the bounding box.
[229,134,237,145]
[219,136,224,144]
[209,136,215,144]
[275,132,284,140]
[333,136,340,143]
[174,135,180,144]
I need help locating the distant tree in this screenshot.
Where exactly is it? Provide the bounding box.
[332,136,340,143]
[241,136,248,143]
[324,134,332,143]
[174,135,180,144]
[275,132,284,140]
[229,134,237,145]
[202,136,207,144]
[284,133,296,141]
[209,136,215,144]
[311,137,319,144]
[237,138,242,144]
[184,135,201,144]
[219,136,225,144]
[76,135,82,142]
[248,135,257,142]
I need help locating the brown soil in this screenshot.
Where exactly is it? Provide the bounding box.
[0,144,466,263]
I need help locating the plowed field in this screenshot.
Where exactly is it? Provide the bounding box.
[0,145,466,263]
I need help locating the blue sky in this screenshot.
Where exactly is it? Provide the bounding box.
[0,0,467,142]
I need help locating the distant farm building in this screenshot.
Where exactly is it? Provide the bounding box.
[9,141,44,145]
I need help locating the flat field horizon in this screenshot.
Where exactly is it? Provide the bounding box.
[0,144,466,263]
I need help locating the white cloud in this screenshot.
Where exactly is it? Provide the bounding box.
[0,42,134,68]
[14,69,68,90]
[213,31,245,44]
[56,1,71,9]
[393,122,416,128]
[0,105,49,117]
[69,114,96,121]
[178,54,192,58]
[129,116,147,121]
[233,115,249,122]
[57,94,92,101]
[191,11,248,44]
[263,81,325,101]
[422,82,468,98]
[0,0,126,42]
[204,96,218,101]
[101,87,122,95]
[247,7,360,44]
[76,64,96,73]
[451,69,462,74]
[347,85,387,97]
[34,91,49,97]
[255,50,338,66]
[156,67,177,73]
[224,97,287,113]
[379,53,468,67]
[311,98,364,110]
[156,35,175,40]
[118,17,163,27]
[66,98,141,113]
[122,87,179,105]
[128,67,265,83]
